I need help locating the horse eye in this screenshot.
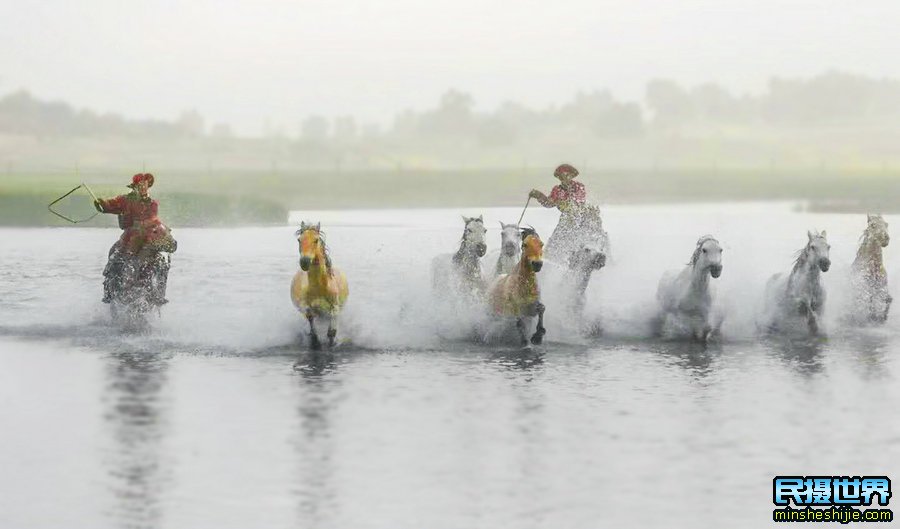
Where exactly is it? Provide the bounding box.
[702,248,707,253]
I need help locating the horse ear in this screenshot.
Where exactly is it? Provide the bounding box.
[821,230,827,239]
[868,214,874,222]
[316,222,321,232]
[808,230,814,241]
[477,215,483,222]
[461,215,469,224]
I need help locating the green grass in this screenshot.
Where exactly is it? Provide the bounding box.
[3,168,900,226]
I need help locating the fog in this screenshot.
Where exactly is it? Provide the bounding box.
[3,0,900,221]
[2,0,899,135]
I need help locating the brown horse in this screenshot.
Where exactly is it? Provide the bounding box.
[488,228,546,346]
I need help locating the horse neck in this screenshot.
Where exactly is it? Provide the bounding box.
[689,261,710,291]
[513,256,537,292]
[453,243,480,274]
[790,248,819,287]
[855,235,883,269]
[307,248,331,285]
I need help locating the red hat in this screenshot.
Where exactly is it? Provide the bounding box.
[128,173,154,188]
[553,164,579,179]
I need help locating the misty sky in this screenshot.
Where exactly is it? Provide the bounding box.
[2,0,898,135]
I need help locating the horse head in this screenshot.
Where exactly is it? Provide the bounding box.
[520,227,544,272]
[866,214,890,248]
[461,215,487,257]
[806,230,831,272]
[499,222,520,257]
[296,221,329,271]
[568,245,606,272]
[690,235,722,278]
[140,217,177,253]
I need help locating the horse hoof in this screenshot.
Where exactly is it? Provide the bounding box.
[530,332,544,345]
[309,335,322,351]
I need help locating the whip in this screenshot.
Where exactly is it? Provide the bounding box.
[47,182,100,224]
[516,196,531,227]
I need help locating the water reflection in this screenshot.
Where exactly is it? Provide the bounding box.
[487,348,544,373]
[292,351,341,529]
[840,328,892,380]
[103,350,171,529]
[647,340,719,379]
[762,335,826,376]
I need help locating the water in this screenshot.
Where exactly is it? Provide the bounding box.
[1,203,899,528]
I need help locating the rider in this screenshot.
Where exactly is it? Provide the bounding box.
[94,173,169,305]
[529,163,586,212]
[528,163,605,261]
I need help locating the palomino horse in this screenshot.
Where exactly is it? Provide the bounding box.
[291,222,349,349]
[655,235,723,341]
[487,222,521,277]
[850,214,891,324]
[763,230,831,336]
[431,216,488,299]
[107,216,177,325]
[488,228,546,346]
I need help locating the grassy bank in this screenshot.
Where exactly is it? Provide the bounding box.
[3,168,900,226]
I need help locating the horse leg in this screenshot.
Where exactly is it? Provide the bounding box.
[306,311,321,350]
[515,318,528,347]
[326,314,337,348]
[883,293,893,322]
[530,302,546,345]
[806,309,819,336]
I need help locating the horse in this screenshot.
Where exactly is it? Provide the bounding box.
[486,222,521,277]
[290,222,349,349]
[565,244,607,319]
[763,230,831,336]
[850,214,891,324]
[655,235,723,342]
[488,228,546,346]
[107,217,177,326]
[431,215,488,300]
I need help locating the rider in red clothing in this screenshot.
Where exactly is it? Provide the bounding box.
[529,163,586,211]
[95,173,170,304]
[95,173,159,253]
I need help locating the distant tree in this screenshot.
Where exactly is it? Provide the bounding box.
[300,115,329,141]
[177,110,205,137]
[646,79,695,127]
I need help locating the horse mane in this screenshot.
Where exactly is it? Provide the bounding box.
[689,235,718,265]
[296,224,333,272]
[454,217,483,264]
[791,232,825,273]
[520,226,538,242]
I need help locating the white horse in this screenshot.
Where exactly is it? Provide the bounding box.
[431,216,488,300]
[850,214,891,324]
[565,244,607,318]
[763,230,831,336]
[656,235,723,341]
[486,222,521,278]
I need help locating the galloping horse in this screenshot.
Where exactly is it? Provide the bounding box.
[656,235,722,341]
[290,222,349,349]
[488,222,521,277]
[763,230,831,336]
[565,245,606,318]
[488,228,546,346]
[107,216,177,325]
[431,216,488,300]
[850,214,891,324]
